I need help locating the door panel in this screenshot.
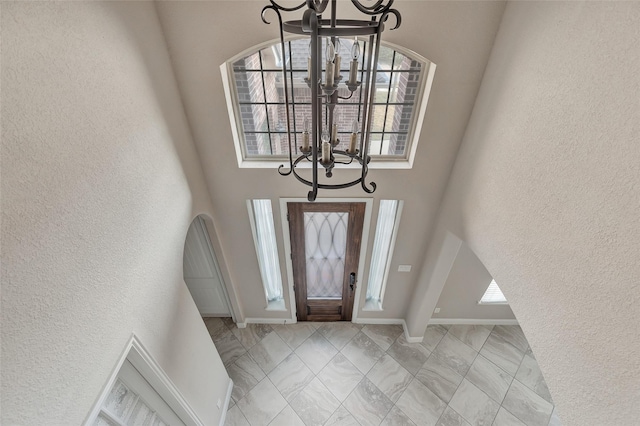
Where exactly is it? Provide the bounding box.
[183,217,231,316]
[288,202,365,321]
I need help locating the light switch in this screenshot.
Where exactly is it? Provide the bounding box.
[398,264,412,272]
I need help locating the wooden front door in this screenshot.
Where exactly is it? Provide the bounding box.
[288,202,365,321]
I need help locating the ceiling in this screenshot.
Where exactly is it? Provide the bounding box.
[154,1,507,319]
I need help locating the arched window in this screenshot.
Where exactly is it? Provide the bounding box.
[222,38,435,168]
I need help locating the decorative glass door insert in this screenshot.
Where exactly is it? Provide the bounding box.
[288,202,365,321]
[304,211,349,299]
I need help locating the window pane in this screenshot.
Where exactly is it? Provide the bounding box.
[291,71,311,100]
[366,200,399,304]
[262,72,282,103]
[368,133,383,156]
[238,104,264,133]
[384,104,396,132]
[234,70,265,103]
[244,132,272,156]
[228,40,429,161]
[387,133,408,156]
[289,39,310,70]
[260,46,280,69]
[480,280,508,304]
[251,200,284,302]
[267,103,290,135]
[377,45,394,70]
[370,104,386,132]
[270,133,293,156]
[374,73,392,102]
[392,51,408,70]
[233,52,260,70]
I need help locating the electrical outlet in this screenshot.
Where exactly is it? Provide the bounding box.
[398,264,412,272]
[434,307,440,314]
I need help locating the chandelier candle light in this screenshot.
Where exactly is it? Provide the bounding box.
[262,0,402,201]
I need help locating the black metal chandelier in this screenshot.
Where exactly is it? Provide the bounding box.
[261,0,401,201]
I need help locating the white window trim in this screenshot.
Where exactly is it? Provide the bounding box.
[478,279,509,305]
[84,334,204,426]
[363,200,403,311]
[247,199,286,310]
[220,38,437,170]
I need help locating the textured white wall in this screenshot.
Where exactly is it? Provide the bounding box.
[410,1,640,424]
[1,2,229,425]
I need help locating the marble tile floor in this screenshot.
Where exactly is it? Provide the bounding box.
[203,318,562,426]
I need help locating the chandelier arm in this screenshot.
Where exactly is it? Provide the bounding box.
[350,0,394,16]
[351,0,385,12]
[306,0,329,14]
[308,188,318,201]
[278,164,292,176]
[260,5,273,24]
[291,165,365,190]
[267,0,307,13]
[379,8,402,30]
[333,159,355,165]
[361,179,377,194]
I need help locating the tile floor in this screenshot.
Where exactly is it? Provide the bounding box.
[204,318,562,426]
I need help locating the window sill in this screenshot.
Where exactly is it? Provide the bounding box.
[237,158,415,170]
[477,301,509,305]
[266,299,287,311]
[362,299,383,311]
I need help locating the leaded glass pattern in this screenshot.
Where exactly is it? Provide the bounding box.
[304,211,348,298]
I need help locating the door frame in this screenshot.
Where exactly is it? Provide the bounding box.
[279,198,374,324]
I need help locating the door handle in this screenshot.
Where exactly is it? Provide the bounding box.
[349,272,356,291]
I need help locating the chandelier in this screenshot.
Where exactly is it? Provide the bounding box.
[261,0,402,201]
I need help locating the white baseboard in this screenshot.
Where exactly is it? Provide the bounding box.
[218,379,234,426]
[241,318,298,327]
[429,318,519,326]
[353,317,404,325]
[353,318,423,344]
[239,317,517,341]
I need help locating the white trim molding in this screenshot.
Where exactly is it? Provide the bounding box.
[84,334,205,426]
[429,318,519,326]
[218,380,234,426]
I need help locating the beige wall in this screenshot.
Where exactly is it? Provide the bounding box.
[409,1,640,424]
[434,243,515,321]
[155,1,506,322]
[1,2,230,424]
